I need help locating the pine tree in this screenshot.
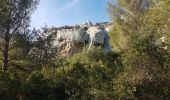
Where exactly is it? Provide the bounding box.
[0,0,39,70]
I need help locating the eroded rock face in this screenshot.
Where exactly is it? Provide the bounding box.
[50,22,112,56]
[87,26,106,48]
[54,29,88,56]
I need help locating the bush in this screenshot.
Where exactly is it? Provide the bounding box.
[25,71,67,100]
[0,71,23,100]
[47,48,123,99]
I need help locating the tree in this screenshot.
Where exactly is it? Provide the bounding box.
[108,0,170,99]
[0,0,39,70]
[107,0,156,53]
[28,26,58,67]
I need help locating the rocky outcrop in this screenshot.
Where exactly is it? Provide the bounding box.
[53,29,88,56]
[46,21,112,56]
[87,26,112,52]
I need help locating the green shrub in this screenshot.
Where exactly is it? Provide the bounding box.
[25,71,67,100]
[0,71,23,100]
[47,48,123,99]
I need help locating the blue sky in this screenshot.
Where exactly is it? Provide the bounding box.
[31,0,112,29]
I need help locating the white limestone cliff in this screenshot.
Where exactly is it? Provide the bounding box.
[47,22,112,56]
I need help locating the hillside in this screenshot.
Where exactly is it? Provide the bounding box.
[0,0,170,100]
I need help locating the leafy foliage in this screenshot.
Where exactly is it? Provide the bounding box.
[108,0,170,99]
[41,48,122,99]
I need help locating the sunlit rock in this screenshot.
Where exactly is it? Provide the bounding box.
[50,22,112,56]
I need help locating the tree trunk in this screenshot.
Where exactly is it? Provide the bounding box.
[2,31,10,71]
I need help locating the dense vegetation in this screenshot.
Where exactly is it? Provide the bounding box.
[0,0,170,99]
